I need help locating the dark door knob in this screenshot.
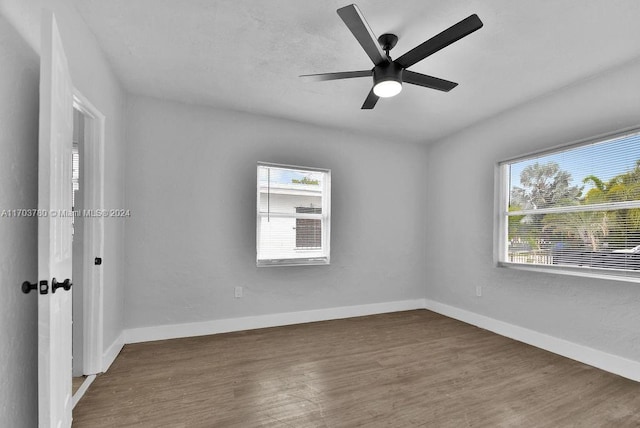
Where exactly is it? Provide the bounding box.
[21,281,37,294]
[51,278,72,293]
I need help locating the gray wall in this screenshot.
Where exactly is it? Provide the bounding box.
[0,0,127,423]
[124,95,429,329]
[425,58,640,362]
[0,14,39,428]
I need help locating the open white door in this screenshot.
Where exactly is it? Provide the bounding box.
[38,10,74,428]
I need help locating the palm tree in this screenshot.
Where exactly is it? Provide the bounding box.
[582,163,640,246]
[543,210,609,251]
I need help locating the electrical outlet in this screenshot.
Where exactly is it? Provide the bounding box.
[475,286,482,297]
[234,286,243,298]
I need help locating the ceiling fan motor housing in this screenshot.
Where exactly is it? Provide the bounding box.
[373,62,404,85]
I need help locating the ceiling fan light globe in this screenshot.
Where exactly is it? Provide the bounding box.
[373,80,402,98]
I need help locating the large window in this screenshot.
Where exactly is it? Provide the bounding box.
[257,162,331,267]
[497,129,640,280]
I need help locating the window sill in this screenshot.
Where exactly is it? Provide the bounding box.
[257,257,329,267]
[497,261,640,284]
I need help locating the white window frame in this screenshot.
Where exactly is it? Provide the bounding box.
[495,127,640,283]
[256,162,331,267]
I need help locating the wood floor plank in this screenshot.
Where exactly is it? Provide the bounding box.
[73,310,640,427]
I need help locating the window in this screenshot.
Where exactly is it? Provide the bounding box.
[72,142,79,209]
[497,129,640,280]
[257,162,331,267]
[295,207,322,248]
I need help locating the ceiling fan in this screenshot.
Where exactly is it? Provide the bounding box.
[300,4,483,109]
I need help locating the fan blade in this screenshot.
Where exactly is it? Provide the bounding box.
[403,70,458,92]
[300,70,371,81]
[396,14,483,69]
[337,4,389,66]
[361,88,379,109]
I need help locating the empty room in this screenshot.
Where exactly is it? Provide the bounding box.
[2,0,640,426]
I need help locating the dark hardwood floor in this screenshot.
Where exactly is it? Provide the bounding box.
[73,310,640,427]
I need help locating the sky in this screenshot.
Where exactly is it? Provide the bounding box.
[258,165,323,186]
[509,131,640,192]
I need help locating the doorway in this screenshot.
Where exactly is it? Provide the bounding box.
[70,92,106,408]
[72,107,85,393]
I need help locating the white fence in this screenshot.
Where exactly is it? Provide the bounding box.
[508,250,553,265]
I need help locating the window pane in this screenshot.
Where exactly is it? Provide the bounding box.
[504,130,640,274]
[258,216,326,260]
[257,163,330,266]
[258,165,324,214]
[509,132,640,210]
[507,208,640,270]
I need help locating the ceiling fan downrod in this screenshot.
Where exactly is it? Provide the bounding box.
[378,33,398,58]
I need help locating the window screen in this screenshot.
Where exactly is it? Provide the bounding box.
[498,130,640,277]
[257,163,331,267]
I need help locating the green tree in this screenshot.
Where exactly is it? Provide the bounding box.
[291,177,319,185]
[509,162,582,250]
[581,160,640,246]
[511,161,582,209]
[543,210,609,251]
[507,205,524,240]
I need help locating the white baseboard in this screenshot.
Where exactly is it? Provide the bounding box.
[102,332,124,372]
[124,299,427,344]
[116,297,639,383]
[423,298,640,382]
[72,374,96,409]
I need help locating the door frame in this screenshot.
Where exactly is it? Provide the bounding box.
[72,90,105,375]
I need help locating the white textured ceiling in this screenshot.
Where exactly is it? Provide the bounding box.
[73,0,640,143]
